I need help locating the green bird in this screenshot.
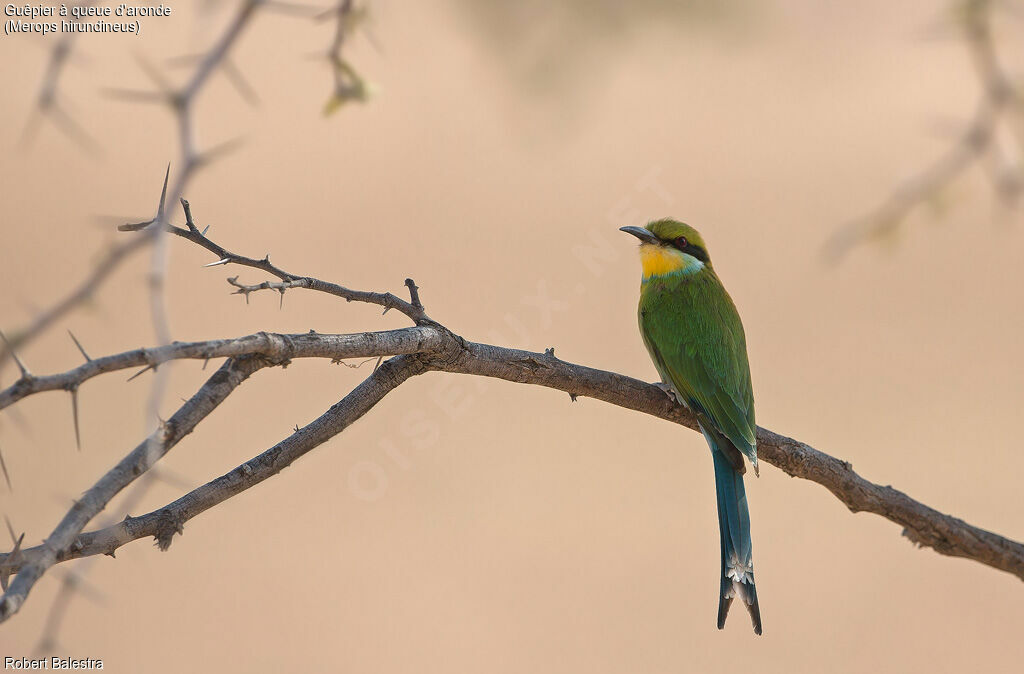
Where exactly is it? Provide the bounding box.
[620,218,762,635]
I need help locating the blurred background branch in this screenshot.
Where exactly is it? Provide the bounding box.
[826,0,1023,260]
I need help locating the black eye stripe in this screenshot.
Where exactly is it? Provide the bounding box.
[686,244,709,263]
[669,237,709,263]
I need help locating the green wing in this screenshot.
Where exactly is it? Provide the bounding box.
[639,272,756,462]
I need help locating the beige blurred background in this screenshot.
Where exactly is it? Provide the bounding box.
[1,0,1023,671]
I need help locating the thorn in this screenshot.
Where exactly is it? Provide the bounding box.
[156,163,170,221]
[373,356,383,371]
[294,424,300,432]
[11,532,23,559]
[127,364,156,382]
[278,288,285,310]
[70,387,82,452]
[382,306,391,315]
[0,330,30,378]
[201,224,210,236]
[67,330,91,362]
[105,550,116,558]
[0,444,11,491]
[569,393,578,402]
[544,347,555,357]
[0,522,24,592]
[204,257,231,267]
[202,357,210,370]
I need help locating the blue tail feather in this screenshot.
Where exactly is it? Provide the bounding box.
[705,426,762,635]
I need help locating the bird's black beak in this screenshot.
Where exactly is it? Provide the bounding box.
[619,226,660,245]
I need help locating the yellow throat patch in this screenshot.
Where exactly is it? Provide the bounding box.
[639,243,703,279]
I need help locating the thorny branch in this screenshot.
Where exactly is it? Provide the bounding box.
[5,0,375,645]
[826,0,1024,260]
[2,200,1023,626]
[0,355,268,620]
[119,199,431,323]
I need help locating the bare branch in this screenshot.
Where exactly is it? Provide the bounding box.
[3,329,1022,588]
[120,201,431,323]
[0,355,267,623]
[0,327,445,410]
[0,331,30,378]
[2,353,426,565]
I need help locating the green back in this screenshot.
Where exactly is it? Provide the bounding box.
[639,270,756,461]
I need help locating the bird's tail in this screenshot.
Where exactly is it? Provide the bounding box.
[707,428,762,635]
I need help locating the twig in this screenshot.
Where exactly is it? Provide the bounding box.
[120,200,431,324]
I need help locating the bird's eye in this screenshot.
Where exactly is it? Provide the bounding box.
[674,236,688,249]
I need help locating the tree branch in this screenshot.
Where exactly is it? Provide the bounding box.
[1,353,426,567]
[0,326,444,410]
[119,199,431,324]
[0,355,267,622]
[2,330,1022,588]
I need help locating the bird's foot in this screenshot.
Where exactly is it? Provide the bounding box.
[654,381,678,402]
